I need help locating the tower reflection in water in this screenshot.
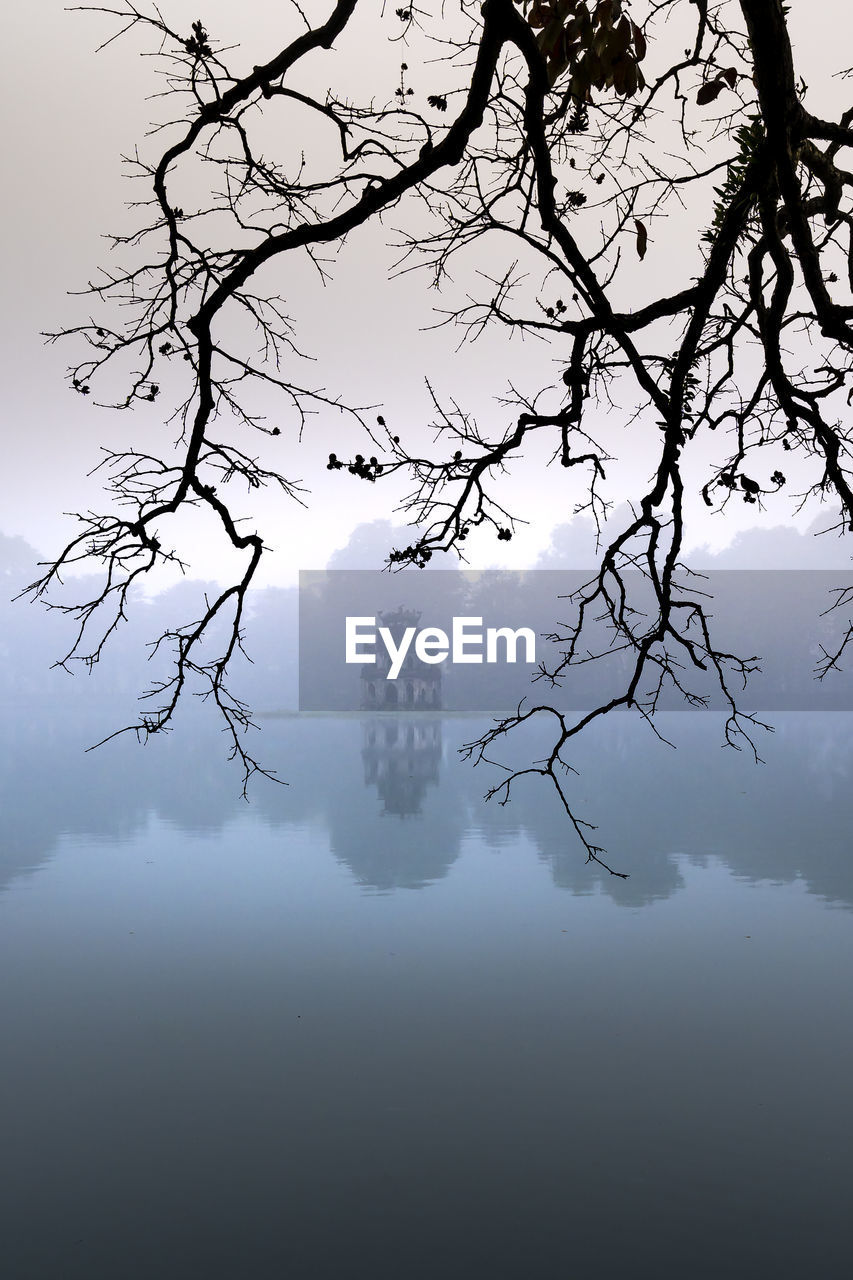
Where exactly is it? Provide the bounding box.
[361,717,443,818]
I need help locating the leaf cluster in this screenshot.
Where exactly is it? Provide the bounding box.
[517,0,647,94]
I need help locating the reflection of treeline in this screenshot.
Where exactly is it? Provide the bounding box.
[467,711,853,905]
[3,702,853,911]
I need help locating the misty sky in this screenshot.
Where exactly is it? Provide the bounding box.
[3,0,853,587]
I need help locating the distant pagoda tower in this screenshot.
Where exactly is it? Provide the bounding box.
[361,606,442,711]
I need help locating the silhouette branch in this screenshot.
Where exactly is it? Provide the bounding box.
[28,0,853,849]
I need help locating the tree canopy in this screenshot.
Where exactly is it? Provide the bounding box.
[27,0,853,871]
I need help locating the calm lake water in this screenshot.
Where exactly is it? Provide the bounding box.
[1,709,852,1277]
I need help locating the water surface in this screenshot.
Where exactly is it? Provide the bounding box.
[1,711,851,1277]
